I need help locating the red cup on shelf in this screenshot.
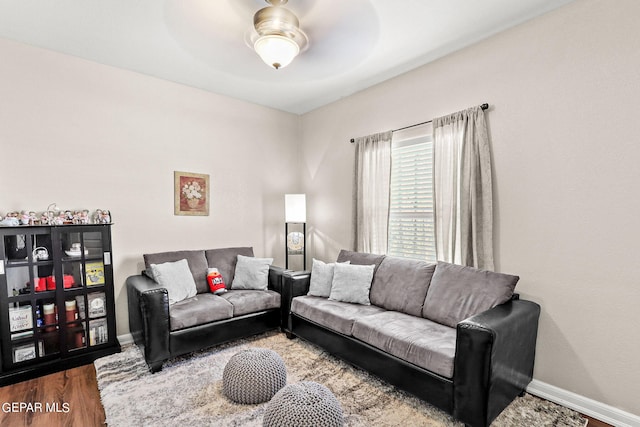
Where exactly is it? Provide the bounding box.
[46,276,56,290]
[36,277,48,292]
[63,275,75,289]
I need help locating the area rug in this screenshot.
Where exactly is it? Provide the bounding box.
[95,332,587,427]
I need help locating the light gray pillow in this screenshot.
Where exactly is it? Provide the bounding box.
[231,255,274,290]
[150,259,197,305]
[329,263,375,305]
[308,259,350,298]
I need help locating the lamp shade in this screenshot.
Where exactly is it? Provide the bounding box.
[285,194,306,222]
[254,35,300,69]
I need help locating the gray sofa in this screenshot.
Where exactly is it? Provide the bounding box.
[284,250,540,427]
[127,247,286,372]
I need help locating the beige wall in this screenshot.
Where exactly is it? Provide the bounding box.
[301,0,640,416]
[0,38,301,338]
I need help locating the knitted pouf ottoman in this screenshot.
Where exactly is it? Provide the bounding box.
[223,348,287,404]
[263,381,344,427]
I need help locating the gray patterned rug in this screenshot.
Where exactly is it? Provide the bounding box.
[95,332,587,427]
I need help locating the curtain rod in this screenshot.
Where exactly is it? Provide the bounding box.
[350,103,489,143]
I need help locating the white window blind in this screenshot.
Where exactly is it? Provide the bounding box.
[387,134,436,262]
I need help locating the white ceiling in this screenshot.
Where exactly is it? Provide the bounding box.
[0,0,574,114]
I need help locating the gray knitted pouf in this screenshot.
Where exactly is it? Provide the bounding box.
[263,381,343,427]
[223,348,287,404]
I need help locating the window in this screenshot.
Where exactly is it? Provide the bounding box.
[387,133,436,262]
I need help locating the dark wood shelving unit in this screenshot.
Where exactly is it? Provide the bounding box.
[0,224,119,386]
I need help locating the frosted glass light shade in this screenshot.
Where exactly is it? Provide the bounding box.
[254,35,300,69]
[285,194,306,222]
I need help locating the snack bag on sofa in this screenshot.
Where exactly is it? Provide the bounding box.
[207,268,227,294]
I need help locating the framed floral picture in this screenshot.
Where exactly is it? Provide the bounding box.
[174,171,210,216]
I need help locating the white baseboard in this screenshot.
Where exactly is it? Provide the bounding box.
[527,379,640,427]
[116,333,134,346]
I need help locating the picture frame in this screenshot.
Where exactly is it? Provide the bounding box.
[174,171,210,216]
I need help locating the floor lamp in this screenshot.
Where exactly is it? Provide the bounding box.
[285,194,306,270]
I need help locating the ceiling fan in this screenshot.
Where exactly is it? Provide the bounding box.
[248,0,309,70]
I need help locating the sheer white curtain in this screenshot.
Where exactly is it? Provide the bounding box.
[352,131,393,254]
[433,106,494,270]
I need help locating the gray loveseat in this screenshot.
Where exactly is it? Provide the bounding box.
[283,250,540,427]
[127,247,286,372]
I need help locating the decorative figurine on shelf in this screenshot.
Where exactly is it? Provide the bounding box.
[100,209,111,224]
[28,211,38,225]
[53,212,65,226]
[40,212,52,225]
[72,210,88,224]
[93,209,102,224]
[80,209,90,224]
[0,212,20,227]
[64,210,74,224]
[20,211,30,225]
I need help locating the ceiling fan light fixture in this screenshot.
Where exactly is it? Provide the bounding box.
[251,0,308,70]
[254,35,300,70]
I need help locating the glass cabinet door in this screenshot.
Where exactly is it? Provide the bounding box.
[58,229,106,290]
[56,228,110,350]
[2,228,57,366]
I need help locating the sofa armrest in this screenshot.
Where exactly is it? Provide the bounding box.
[284,270,311,297]
[126,274,171,371]
[453,299,541,427]
[282,270,311,333]
[268,265,288,294]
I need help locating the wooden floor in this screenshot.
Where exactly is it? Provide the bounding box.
[0,364,612,427]
[0,364,105,427]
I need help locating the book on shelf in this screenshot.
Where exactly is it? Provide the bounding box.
[11,330,34,340]
[85,261,105,286]
[87,292,106,318]
[13,343,36,363]
[89,319,108,345]
[9,305,32,332]
[76,295,86,319]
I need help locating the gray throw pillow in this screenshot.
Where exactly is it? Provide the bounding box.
[205,247,254,286]
[329,263,375,305]
[423,262,519,327]
[231,255,274,290]
[150,259,198,305]
[308,259,350,298]
[144,250,209,294]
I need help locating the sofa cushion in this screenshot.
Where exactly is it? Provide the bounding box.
[169,294,233,331]
[231,255,274,290]
[219,290,281,316]
[370,256,436,317]
[144,250,209,294]
[352,311,457,378]
[336,250,385,273]
[149,259,198,305]
[423,262,519,327]
[205,247,254,287]
[291,295,385,336]
[308,259,349,298]
[329,263,375,305]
